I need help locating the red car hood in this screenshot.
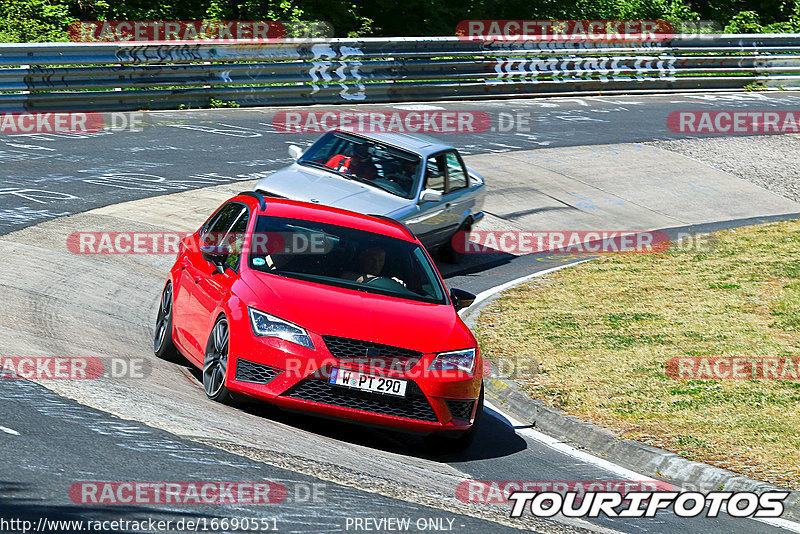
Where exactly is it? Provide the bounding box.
[241,270,474,354]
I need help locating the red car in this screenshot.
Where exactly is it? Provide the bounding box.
[154,192,484,449]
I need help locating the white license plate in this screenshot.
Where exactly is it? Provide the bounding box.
[329,368,407,397]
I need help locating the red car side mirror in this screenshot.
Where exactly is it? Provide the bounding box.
[200,245,230,274]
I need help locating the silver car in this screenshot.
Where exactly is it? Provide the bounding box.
[254,130,485,261]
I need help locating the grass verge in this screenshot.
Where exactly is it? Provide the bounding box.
[475,220,800,489]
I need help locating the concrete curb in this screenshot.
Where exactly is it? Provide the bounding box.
[461,265,800,522]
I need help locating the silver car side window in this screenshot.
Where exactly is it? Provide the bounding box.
[444,151,468,191]
[425,156,445,191]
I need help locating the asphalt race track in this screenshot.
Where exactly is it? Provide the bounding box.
[3,91,800,236]
[2,92,800,534]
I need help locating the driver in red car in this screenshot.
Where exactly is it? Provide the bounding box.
[325,143,378,180]
[343,247,406,287]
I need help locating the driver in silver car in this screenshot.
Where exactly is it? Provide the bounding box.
[325,143,378,181]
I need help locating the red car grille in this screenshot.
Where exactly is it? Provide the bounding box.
[322,336,422,372]
[283,377,438,422]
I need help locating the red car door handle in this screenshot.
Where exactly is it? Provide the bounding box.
[181,260,201,283]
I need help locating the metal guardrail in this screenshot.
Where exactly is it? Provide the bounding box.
[1,35,799,111]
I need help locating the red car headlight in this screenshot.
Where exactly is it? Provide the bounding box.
[428,348,476,375]
[248,307,314,350]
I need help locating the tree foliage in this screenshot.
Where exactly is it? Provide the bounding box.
[0,0,797,42]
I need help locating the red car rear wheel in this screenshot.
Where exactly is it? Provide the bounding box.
[154,282,180,362]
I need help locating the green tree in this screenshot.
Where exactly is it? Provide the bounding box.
[0,0,797,42]
[0,0,74,42]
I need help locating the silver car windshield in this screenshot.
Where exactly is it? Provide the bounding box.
[248,215,447,304]
[298,132,421,199]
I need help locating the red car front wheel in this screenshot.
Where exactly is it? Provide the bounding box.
[203,316,233,404]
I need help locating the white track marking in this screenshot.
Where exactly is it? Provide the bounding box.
[0,426,20,435]
[486,400,658,482]
[4,143,56,151]
[463,259,593,315]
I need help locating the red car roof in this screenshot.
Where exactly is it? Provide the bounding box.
[232,193,415,242]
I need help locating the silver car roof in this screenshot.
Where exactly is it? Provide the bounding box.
[333,130,454,157]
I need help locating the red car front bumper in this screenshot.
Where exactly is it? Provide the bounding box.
[226,326,482,434]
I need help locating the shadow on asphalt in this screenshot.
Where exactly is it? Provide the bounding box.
[435,249,515,280]
[432,409,528,462]
[185,365,526,462]
[240,400,528,463]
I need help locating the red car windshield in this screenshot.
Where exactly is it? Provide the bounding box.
[248,215,447,304]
